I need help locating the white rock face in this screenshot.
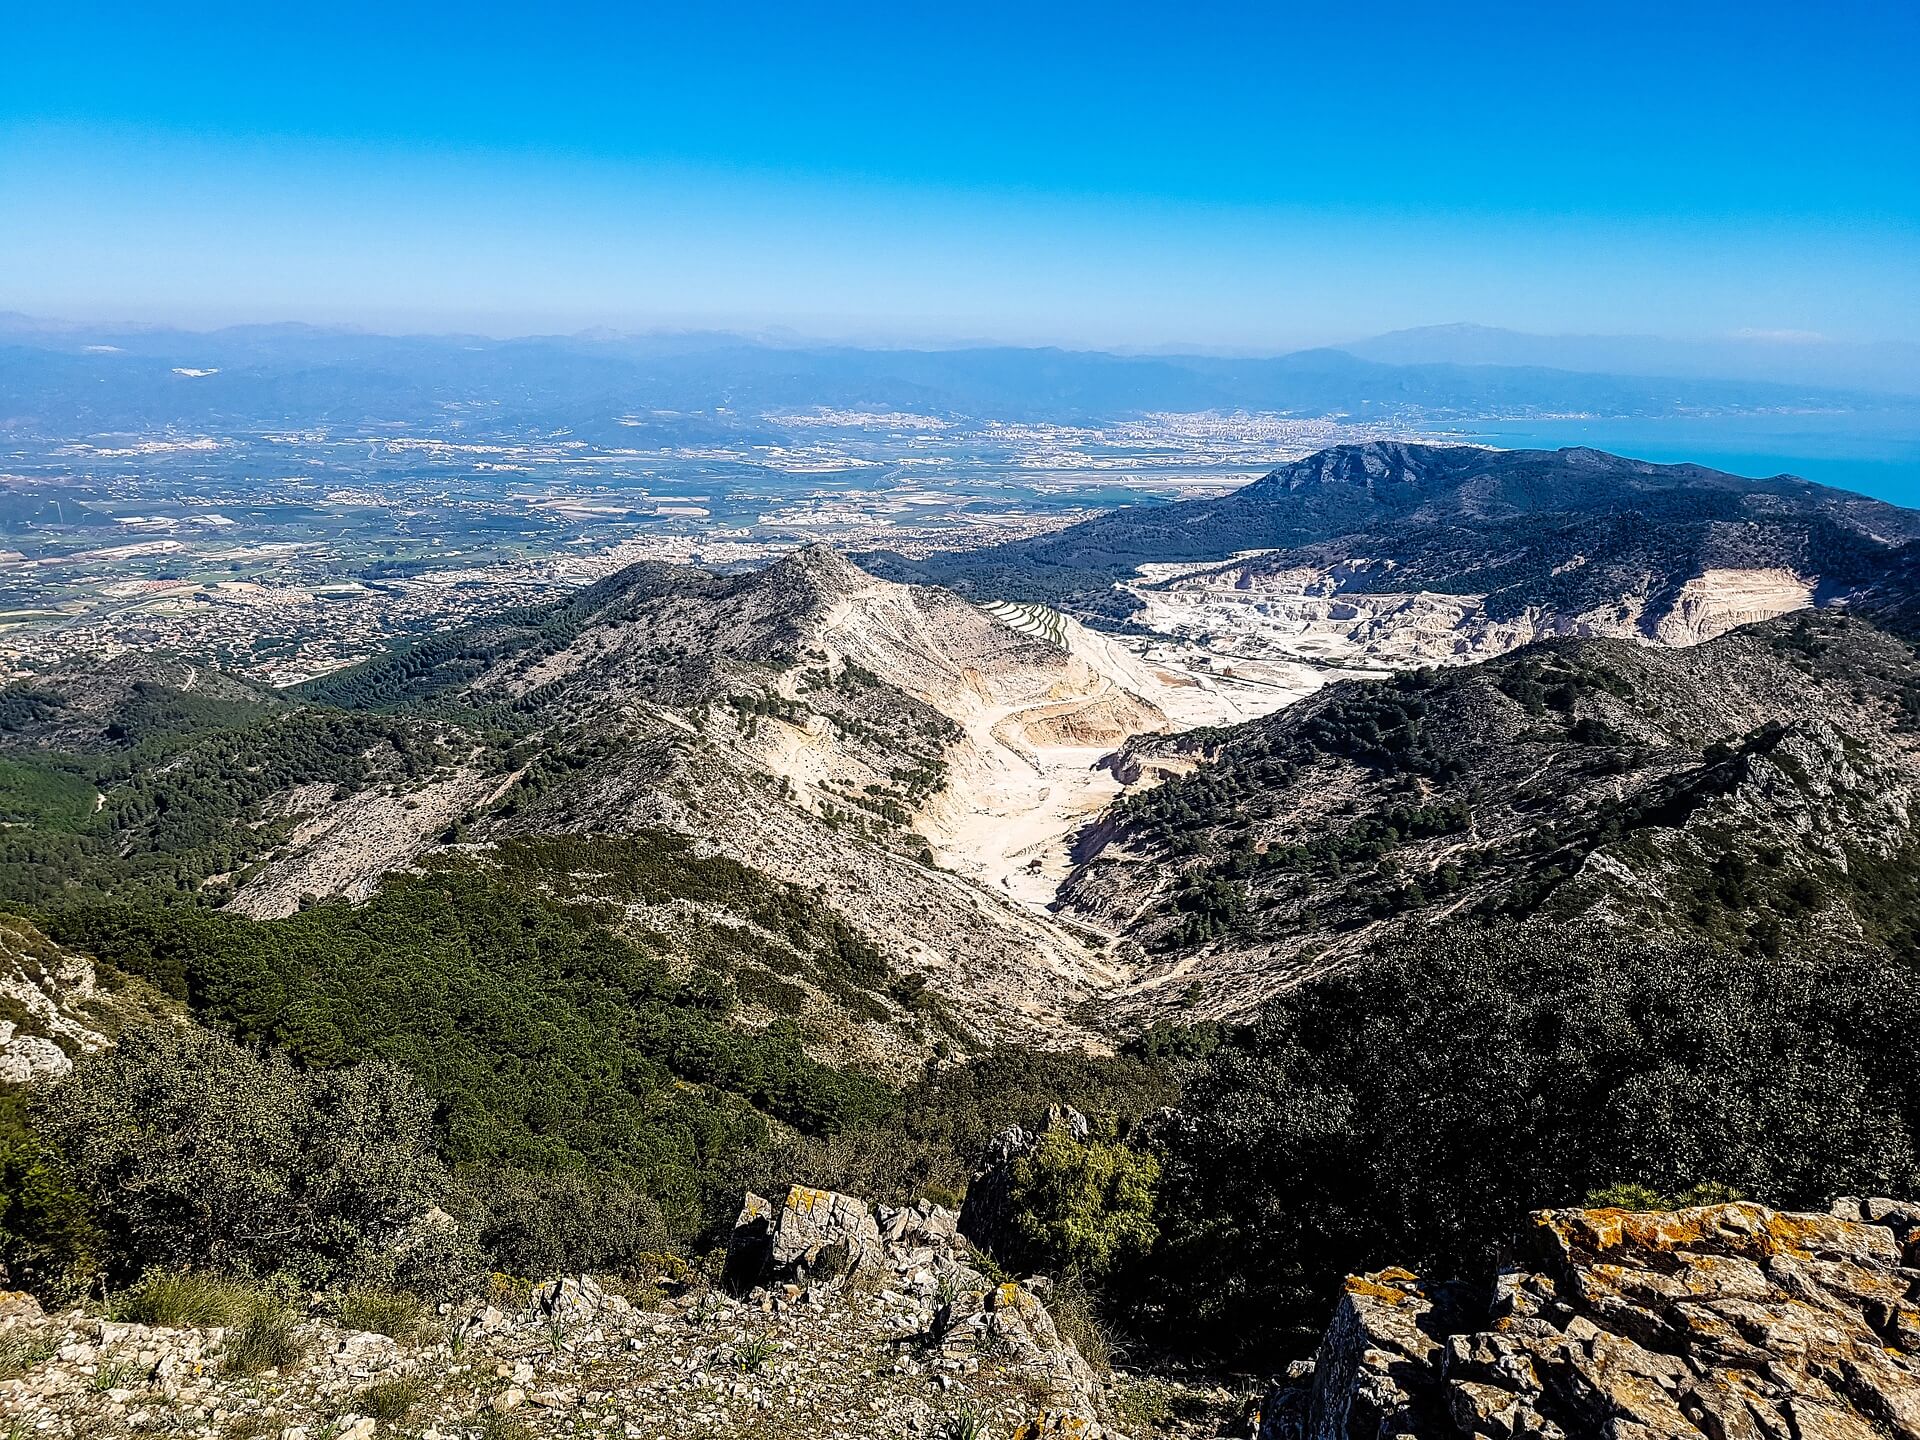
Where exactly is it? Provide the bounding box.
[1652,567,1817,645]
[0,916,111,1083]
[1127,559,1821,672]
[226,767,504,920]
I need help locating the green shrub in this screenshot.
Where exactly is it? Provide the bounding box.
[0,1089,98,1300]
[221,1301,305,1377]
[387,1213,489,1303]
[452,1167,670,1280]
[33,1024,446,1285]
[1582,1181,1668,1211]
[743,1046,1183,1214]
[1585,1180,1747,1210]
[1003,1132,1158,1282]
[350,1371,429,1422]
[116,1271,256,1328]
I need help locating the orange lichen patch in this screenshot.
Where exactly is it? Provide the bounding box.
[0,1290,43,1322]
[1344,1271,1421,1306]
[990,1281,1046,1319]
[784,1184,832,1214]
[1762,1211,1899,1264]
[1533,1203,1863,1267]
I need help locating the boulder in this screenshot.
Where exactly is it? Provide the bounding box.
[932,1279,1108,1421]
[524,1275,604,1327]
[1264,1201,1920,1440]
[726,1186,886,1289]
[723,1191,776,1290]
[959,1104,1091,1261]
[1258,1268,1465,1440]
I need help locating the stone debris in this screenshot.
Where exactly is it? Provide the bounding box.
[1260,1198,1920,1440]
[0,1186,1120,1439]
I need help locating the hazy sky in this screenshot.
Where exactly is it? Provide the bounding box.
[4,1,1916,347]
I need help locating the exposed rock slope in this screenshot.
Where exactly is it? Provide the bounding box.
[269,545,1201,1045]
[0,916,176,1083]
[1066,611,1920,1023]
[1262,1199,1920,1440]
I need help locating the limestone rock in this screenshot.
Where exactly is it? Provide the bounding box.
[0,916,113,1083]
[727,1185,888,1290]
[523,1275,604,1327]
[1263,1200,1920,1440]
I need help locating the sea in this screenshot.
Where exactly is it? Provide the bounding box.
[1440,407,1920,510]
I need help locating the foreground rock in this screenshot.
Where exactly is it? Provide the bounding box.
[0,1186,1116,1439]
[1262,1199,1920,1440]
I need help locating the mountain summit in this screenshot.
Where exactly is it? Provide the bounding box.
[879,442,1920,649]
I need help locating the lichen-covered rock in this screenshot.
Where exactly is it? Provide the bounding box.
[1263,1200,1920,1440]
[727,1184,890,1290]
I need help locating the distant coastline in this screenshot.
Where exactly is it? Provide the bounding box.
[1453,407,1920,507]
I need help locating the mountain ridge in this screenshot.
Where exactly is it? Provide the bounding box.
[875,442,1920,647]
[1062,607,1920,1024]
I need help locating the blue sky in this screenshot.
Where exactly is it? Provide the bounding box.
[3,1,1916,347]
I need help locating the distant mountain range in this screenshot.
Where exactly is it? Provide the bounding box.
[0,313,1910,434]
[1345,322,1920,397]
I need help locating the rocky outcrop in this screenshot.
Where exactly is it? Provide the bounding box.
[723,1184,1113,1429]
[1262,1199,1920,1440]
[1,1185,1117,1439]
[0,916,176,1083]
[725,1184,890,1288]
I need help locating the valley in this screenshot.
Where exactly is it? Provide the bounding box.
[11,440,1920,1043]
